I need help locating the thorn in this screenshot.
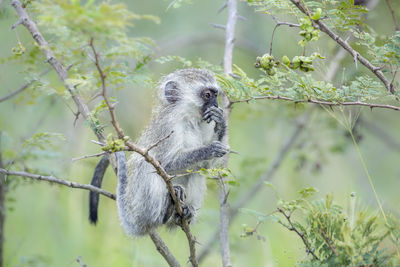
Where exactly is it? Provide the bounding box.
[9,19,22,31]
[218,1,227,13]
[238,15,248,21]
[229,149,239,155]
[209,23,226,30]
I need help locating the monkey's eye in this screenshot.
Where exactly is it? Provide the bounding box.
[204,92,211,99]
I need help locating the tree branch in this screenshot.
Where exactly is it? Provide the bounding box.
[0,168,116,200]
[231,95,400,112]
[384,0,399,31]
[198,113,309,262]
[268,15,300,55]
[149,230,181,267]
[216,0,238,266]
[289,0,394,93]
[0,68,51,103]
[0,134,6,267]
[277,208,320,261]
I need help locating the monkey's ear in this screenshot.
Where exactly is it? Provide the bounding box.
[164,81,180,104]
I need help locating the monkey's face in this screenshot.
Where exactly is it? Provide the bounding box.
[200,87,219,117]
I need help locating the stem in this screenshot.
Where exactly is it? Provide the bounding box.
[0,134,6,267]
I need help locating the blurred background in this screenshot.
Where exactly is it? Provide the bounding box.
[1,0,400,266]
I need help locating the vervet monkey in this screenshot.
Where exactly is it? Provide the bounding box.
[90,68,228,236]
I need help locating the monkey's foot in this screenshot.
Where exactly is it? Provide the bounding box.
[172,185,186,203]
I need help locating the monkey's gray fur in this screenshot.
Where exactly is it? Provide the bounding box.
[116,68,228,236]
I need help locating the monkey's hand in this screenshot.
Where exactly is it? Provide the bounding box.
[203,106,224,125]
[173,185,186,204]
[208,141,230,158]
[203,106,226,141]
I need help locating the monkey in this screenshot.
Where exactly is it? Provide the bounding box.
[89,68,229,236]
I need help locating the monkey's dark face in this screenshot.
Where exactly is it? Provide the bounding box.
[200,87,219,115]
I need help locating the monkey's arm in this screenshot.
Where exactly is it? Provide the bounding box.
[163,141,228,173]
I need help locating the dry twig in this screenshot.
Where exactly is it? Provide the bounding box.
[0,168,116,200]
[231,95,400,112]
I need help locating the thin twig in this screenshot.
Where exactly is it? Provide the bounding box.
[231,95,400,112]
[218,1,227,13]
[76,256,87,267]
[71,151,107,162]
[268,14,300,55]
[0,133,6,267]
[146,131,174,153]
[0,68,51,103]
[209,23,226,30]
[0,168,116,200]
[320,229,338,256]
[289,0,393,93]
[384,0,399,31]
[277,208,320,261]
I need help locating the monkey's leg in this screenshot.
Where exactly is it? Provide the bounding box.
[162,184,186,223]
[89,155,110,224]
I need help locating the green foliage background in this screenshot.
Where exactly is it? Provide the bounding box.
[0,0,400,266]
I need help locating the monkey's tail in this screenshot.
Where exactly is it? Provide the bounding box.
[89,155,110,224]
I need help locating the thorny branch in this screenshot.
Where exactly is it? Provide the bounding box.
[0,168,116,200]
[231,95,400,112]
[277,207,320,261]
[217,0,238,266]
[72,152,107,162]
[88,39,198,266]
[149,230,181,267]
[10,1,186,266]
[289,0,394,93]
